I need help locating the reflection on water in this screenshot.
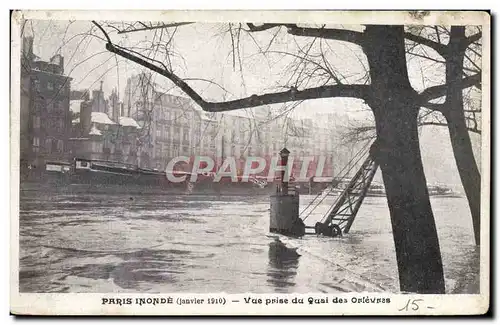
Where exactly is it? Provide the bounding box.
[267,238,300,292]
[18,192,479,293]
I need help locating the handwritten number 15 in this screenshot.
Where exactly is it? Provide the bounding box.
[399,299,424,312]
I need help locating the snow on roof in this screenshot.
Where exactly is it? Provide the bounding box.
[70,100,85,113]
[89,125,102,136]
[119,116,141,129]
[91,112,116,125]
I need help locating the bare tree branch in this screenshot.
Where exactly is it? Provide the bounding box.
[419,73,481,103]
[246,23,281,32]
[246,23,365,45]
[464,32,482,47]
[422,102,447,111]
[464,52,482,73]
[117,22,194,34]
[183,77,233,94]
[407,50,446,64]
[420,121,481,134]
[105,41,369,112]
[343,115,481,146]
[404,31,447,56]
[92,20,111,43]
[286,24,365,45]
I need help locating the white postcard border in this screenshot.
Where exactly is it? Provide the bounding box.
[9,9,491,316]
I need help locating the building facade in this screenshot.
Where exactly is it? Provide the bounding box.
[20,36,72,175]
[66,72,358,180]
[69,88,142,166]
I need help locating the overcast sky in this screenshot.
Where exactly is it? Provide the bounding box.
[19,18,483,190]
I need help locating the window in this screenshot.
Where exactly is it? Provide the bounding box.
[47,82,54,91]
[33,102,40,112]
[92,142,102,152]
[57,140,64,152]
[172,145,179,156]
[182,129,189,142]
[52,139,58,153]
[156,129,161,137]
[32,116,40,129]
[173,127,180,141]
[45,138,52,153]
[32,137,39,152]
[58,120,64,132]
[155,146,162,158]
[33,79,40,92]
[122,146,129,156]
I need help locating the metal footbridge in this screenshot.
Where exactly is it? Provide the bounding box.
[298,142,379,237]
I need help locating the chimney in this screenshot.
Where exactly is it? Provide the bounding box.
[80,101,92,136]
[59,56,64,74]
[92,90,100,112]
[50,54,64,74]
[110,89,119,122]
[98,81,104,113]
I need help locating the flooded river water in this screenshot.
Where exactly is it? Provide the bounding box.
[18,191,479,293]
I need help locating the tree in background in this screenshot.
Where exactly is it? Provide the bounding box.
[344,25,482,246]
[93,20,482,293]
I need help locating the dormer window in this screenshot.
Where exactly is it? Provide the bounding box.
[33,79,40,91]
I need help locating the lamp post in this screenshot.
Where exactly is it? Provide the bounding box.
[279,147,290,195]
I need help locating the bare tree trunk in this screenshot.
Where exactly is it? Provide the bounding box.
[364,25,445,293]
[446,111,481,244]
[445,26,481,246]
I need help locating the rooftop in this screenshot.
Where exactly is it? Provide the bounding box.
[119,116,141,129]
[69,100,85,114]
[91,112,116,125]
[71,112,116,126]
[89,125,102,136]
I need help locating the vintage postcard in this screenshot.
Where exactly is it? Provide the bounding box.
[10,10,490,315]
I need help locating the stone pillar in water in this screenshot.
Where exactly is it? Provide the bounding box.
[269,147,305,237]
[269,194,304,237]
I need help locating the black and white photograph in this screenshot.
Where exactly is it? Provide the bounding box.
[10,10,490,315]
